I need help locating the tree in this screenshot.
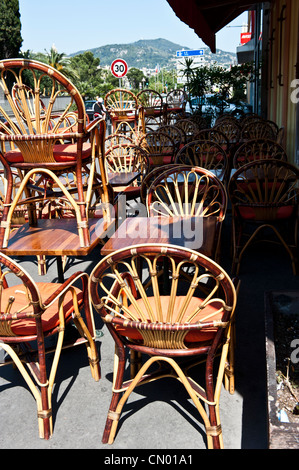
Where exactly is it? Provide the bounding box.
[0,0,22,59]
[35,46,78,81]
[126,67,145,93]
[70,51,105,99]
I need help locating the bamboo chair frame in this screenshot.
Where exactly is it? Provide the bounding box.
[232,138,288,168]
[189,114,209,130]
[89,243,237,449]
[137,89,164,126]
[105,133,134,152]
[239,113,261,126]
[0,169,51,275]
[140,163,183,204]
[240,121,276,141]
[0,59,110,249]
[104,88,145,142]
[165,89,187,124]
[105,143,149,198]
[157,124,186,155]
[174,119,200,144]
[214,115,239,126]
[175,140,229,184]
[195,128,230,149]
[213,120,241,145]
[139,130,176,167]
[228,159,299,275]
[146,165,227,261]
[0,252,100,439]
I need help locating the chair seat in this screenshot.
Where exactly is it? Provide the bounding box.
[115,295,224,342]
[149,155,173,165]
[0,283,83,336]
[110,114,136,121]
[167,107,183,113]
[5,142,92,164]
[238,205,295,220]
[113,186,141,198]
[144,109,163,117]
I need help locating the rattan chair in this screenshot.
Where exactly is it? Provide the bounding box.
[213,120,241,146]
[228,159,299,275]
[175,140,229,184]
[195,128,230,153]
[104,88,145,142]
[174,118,200,143]
[0,251,100,439]
[232,138,288,168]
[157,124,186,154]
[105,133,134,152]
[164,89,187,124]
[140,130,176,167]
[140,163,182,204]
[105,143,149,200]
[0,59,110,249]
[214,114,239,126]
[240,120,276,141]
[89,243,237,449]
[146,165,227,261]
[137,89,164,126]
[189,114,209,130]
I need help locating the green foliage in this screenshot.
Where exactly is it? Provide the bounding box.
[126,67,145,93]
[70,51,102,98]
[0,0,22,59]
[182,59,254,114]
[148,68,178,94]
[35,46,78,82]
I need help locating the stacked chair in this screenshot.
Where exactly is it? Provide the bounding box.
[0,59,112,252]
[137,88,164,127]
[104,88,145,142]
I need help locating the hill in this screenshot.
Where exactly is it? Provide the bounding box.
[70,38,237,70]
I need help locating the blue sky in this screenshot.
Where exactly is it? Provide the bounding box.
[19,0,247,55]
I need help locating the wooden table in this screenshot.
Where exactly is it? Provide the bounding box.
[108,171,140,187]
[1,217,115,282]
[101,216,218,258]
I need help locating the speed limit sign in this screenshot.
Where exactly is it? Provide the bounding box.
[111,59,128,78]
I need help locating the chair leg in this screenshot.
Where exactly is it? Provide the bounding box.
[0,341,52,439]
[72,313,101,381]
[103,351,226,449]
[102,343,126,444]
[130,350,142,378]
[224,320,236,394]
[70,285,101,381]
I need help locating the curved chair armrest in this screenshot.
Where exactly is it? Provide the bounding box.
[85,116,105,133]
[42,271,89,308]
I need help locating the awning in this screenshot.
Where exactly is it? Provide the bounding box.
[166,0,267,53]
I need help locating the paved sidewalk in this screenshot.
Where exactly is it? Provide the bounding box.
[0,214,298,451]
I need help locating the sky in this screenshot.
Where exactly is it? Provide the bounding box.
[19,0,248,56]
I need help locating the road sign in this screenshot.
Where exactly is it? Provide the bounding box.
[176,49,204,57]
[111,59,128,78]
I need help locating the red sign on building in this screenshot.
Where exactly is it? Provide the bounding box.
[240,33,252,44]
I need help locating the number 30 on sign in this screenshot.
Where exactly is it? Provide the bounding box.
[111,59,128,78]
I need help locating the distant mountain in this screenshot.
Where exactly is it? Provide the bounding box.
[70,38,237,70]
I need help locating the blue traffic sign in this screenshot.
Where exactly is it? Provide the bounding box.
[176,49,204,57]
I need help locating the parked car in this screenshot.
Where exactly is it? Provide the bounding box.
[186,94,252,121]
[84,100,96,121]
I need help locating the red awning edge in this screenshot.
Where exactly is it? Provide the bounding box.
[167,0,216,52]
